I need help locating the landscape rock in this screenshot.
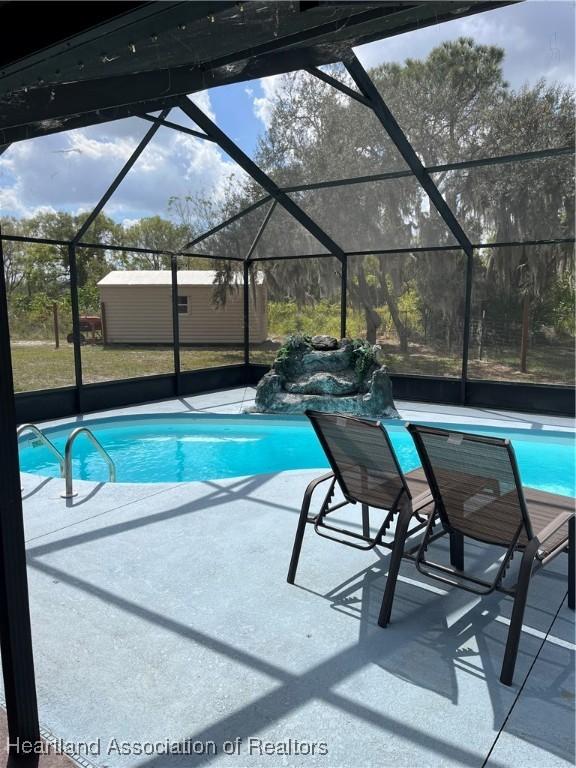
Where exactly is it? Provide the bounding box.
[285,371,358,396]
[301,347,352,373]
[362,367,396,417]
[250,335,398,418]
[254,372,283,412]
[310,335,339,350]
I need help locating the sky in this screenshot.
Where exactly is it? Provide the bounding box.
[0,0,573,226]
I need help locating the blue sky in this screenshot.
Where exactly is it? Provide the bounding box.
[209,82,263,158]
[1,0,573,225]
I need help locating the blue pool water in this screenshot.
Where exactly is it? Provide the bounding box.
[18,415,575,496]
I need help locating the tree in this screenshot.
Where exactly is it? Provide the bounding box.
[24,210,123,288]
[450,81,575,370]
[0,217,29,296]
[120,216,189,269]
[170,39,573,363]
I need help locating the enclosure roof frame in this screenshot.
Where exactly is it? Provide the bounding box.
[0,1,514,146]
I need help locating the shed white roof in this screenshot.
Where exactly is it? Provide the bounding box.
[98,270,263,287]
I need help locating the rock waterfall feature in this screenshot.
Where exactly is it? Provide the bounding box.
[251,335,398,418]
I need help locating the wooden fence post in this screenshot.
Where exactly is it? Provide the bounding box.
[53,302,59,349]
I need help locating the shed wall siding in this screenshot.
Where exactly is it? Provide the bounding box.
[100,284,267,344]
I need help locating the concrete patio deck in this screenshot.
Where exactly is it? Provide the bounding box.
[16,389,575,768]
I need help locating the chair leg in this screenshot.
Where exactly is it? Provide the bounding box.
[362,504,370,539]
[568,517,575,610]
[287,484,316,584]
[500,540,538,686]
[378,505,413,628]
[449,532,464,571]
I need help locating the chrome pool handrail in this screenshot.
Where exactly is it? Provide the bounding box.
[62,427,116,498]
[17,423,65,476]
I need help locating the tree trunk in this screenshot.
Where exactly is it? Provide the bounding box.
[364,307,380,344]
[520,294,530,373]
[380,276,408,353]
[356,269,381,344]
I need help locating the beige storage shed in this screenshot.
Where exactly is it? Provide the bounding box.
[97,270,267,344]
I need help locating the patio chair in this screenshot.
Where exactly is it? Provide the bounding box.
[287,410,440,585]
[378,423,575,686]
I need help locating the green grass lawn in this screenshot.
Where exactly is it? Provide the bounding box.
[374,339,575,385]
[10,343,245,392]
[10,336,574,393]
[10,298,574,392]
[467,343,575,385]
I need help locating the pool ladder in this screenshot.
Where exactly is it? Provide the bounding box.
[17,424,116,498]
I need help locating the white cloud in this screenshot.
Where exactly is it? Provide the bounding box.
[0,94,240,222]
[121,217,141,229]
[188,90,216,122]
[250,69,351,137]
[353,1,575,91]
[253,74,285,127]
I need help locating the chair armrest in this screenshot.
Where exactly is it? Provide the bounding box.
[302,472,335,504]
[535,510,574,545]
[411,490,434,513]
[301,472,336,522]
[306,472,335,491]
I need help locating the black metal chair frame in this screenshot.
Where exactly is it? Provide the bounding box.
[378,423,575,686]
[287,412,453,585]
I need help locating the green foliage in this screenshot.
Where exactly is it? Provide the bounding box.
[282,332,312,351]
[8,291,73,340]
[120,216,189,269]
[78,285,100,313]
[267,299,341,337]
[398,287,423,334]
[535,274,576,336]
[266,297,424,343]
[273,332,311,376]
[3,212,193,339]
[350,340,378,381]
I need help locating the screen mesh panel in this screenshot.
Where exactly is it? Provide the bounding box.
[289,178,458,253]
[431,156,575,243]
[81,250,174,384]
[468,243,575,385]
[0,118,152,237]
[347,251,466,378]
[190,200,331,260]
[251,204,329,259]
[177,259,244,371]
[189,202,270,259]
[354,2,575,165]
[79,124,220,244]
[4,242,75,392]
[248,257,342,367]
[254,69,407,188]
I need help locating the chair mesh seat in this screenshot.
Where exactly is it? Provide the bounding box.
[408,424,575,554]
[412,430,526,546]
[308,412,411,510]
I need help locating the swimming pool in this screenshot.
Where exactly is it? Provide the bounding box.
[17,414,575,496]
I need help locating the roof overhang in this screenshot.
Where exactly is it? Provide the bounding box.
[98,270,263,286]
[0,1,515,146]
